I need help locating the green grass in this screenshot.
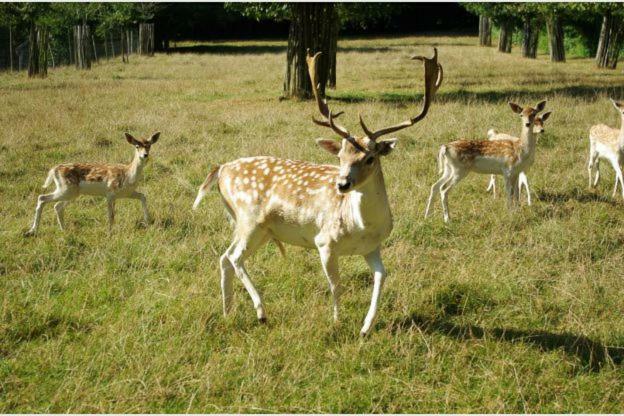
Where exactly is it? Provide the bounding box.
[2,35,624,412]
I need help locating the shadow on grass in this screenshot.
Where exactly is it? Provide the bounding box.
[168,44,286,55]
[536,189,619,206]
[393,313,624,371]
[329,84,624,105]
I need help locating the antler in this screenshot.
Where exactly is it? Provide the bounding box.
[306,50,350,139]
[359,47,443,141]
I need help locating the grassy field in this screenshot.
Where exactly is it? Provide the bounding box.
[2,35,624,412]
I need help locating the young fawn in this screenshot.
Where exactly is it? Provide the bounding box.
[193,49,442,336]
[485,111,551,205]
[588,99,624,199]
[425,101,546,222]
[25,132,160,236]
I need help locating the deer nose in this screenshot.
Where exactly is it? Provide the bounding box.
[337,177,352,193]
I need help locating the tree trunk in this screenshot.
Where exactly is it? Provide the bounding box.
[120,29,128,63]
[103,32,109,59]
[73,24,92,69]
[92,34,98,63]
[139,23,155,56]
[522,17,540,59]
[284,3,336,99]
[110,32,115,57]
[327,13,339,89]
[595,11,624,69]
[49,38,55,68]
[546,15,565,62]
[8,25,14,71]
[28,23,40,77]
[479,16,492,46]
[498,22,513,53]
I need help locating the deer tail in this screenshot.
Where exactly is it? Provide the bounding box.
[193,165,220,210]
[42,168,56,189]
[437,145,447,174]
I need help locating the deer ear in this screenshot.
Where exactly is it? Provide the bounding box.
[508,102,523,114]
[540,111,552,122]
[125,132,138,145]
[149,131,160,144]
[535,100,547,112]
[316,139,341,155]
[376,138,398,156]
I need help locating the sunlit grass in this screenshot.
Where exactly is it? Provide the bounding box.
[1,35,624,412]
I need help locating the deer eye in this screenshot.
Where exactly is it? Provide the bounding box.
[366,157,375,165]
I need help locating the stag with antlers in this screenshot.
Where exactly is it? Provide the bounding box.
[193,49,442,335]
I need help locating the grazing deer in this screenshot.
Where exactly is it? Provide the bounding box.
[193,49,442,335]
[485,111,551,205]
[425,100,546,223]
[25,132,160,236]
[588,99,624,199]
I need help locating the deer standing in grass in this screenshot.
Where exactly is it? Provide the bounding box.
[485,111,551,205]
[193,49,442,336]
[25,132,160,236]
[588,99,624,199]
[425,100,547,223]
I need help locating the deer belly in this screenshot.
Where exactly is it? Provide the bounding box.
[78,181,110,196]
[471,157,507,174]
[267,221,318,249]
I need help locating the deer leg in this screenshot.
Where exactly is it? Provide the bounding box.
[106,195,116,233]
[361,248,386,336]
[439,171,464,223]
[226,226,270,322]
[486,175,496,197]
[518,172,530,206]
[425,165,451,219]
[54,201,69,231]
[610,159,624,199]
[588,151,599,188]
[317,244,341,323]
[25,192,61,236]
[129,191,150,224]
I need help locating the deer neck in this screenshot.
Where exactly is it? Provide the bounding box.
[519,123,537,156]
[127,152,146,184]
[341,165,392,233]
[619,114,624,150]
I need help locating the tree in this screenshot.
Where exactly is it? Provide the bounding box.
[462,4,493,47]
[538,4,567,62]
[592,3,624,69]
[517,3,541,59]
[462,3,519,53]
[0,4,20,71]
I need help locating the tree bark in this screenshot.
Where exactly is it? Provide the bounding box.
[498,22,513,53]
[139,23,155,56]
[120,29,128,63]
[522,17,540,59]
[327,13,339,89]
[283,3,336,99]
[28,23,39,77]
[479,16,492,46]
[73,24,92,69]
[8,24,14,71]
[596,11,624,69]
[546,15,565,62]
[92,34,98,63]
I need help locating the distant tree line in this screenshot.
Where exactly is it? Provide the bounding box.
[0,3,159,77]
[463,2,624,69]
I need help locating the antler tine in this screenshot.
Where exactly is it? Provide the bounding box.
[306,49,350,139]
[363,47,443,141]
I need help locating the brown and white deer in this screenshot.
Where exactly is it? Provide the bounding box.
[425,100,546,223]
[193,49,442,335]
[25,132,160,236]
[588,98,624,199]
[485,111,551,205]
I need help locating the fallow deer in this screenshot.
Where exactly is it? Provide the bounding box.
[193,49,442,335]
[425,101,546,223]
[485,111,551,205]
[25,132,160,236]
[588,98,624,199]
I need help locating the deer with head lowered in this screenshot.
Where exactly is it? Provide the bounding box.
[25,132,160,236]
[425,100,547,223]
[485,110,551,205]
[193,49,442,336]
[588,98,624,199]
